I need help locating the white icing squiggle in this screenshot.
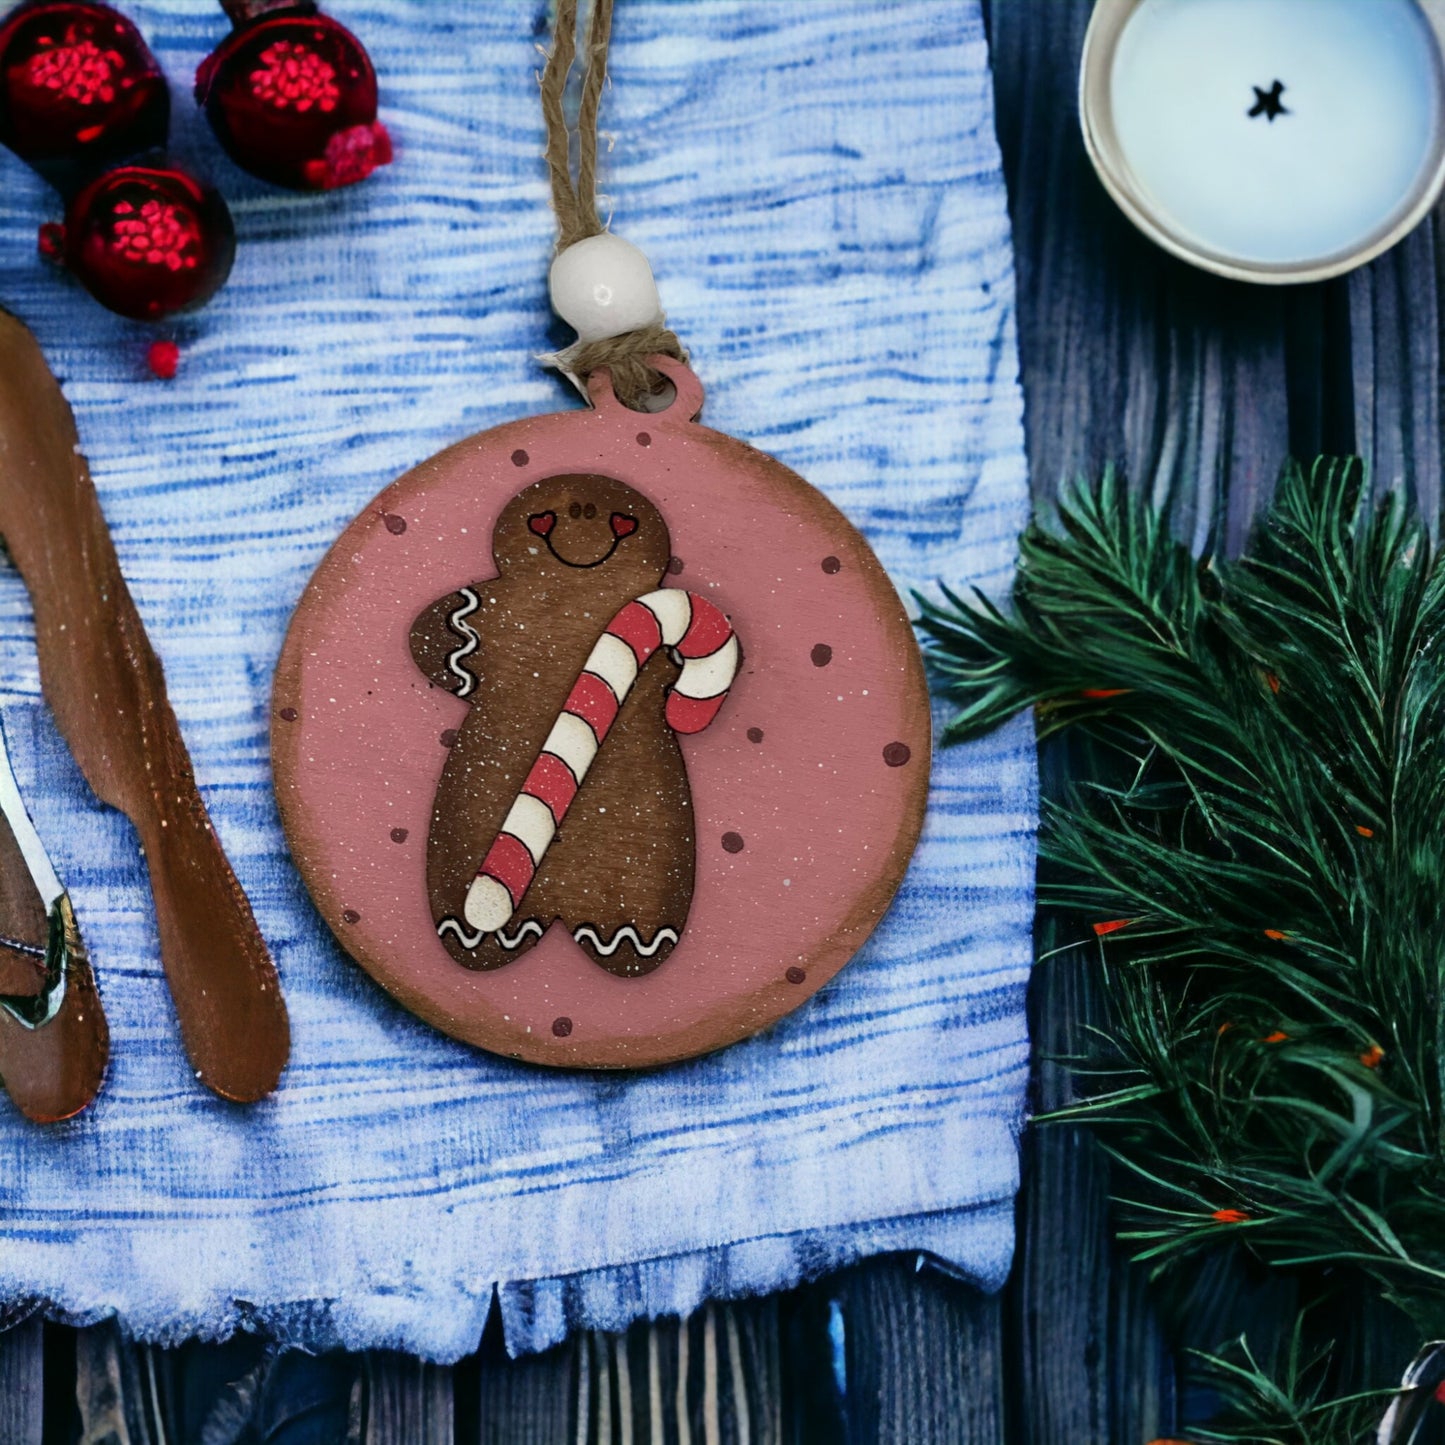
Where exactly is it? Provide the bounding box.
[445,588,481,698]
[572,924,680,958]
[438,916,543,951]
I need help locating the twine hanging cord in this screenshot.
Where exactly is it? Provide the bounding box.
[541,0,685,408]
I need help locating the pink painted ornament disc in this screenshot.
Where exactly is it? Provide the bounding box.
[273,364,930,1067]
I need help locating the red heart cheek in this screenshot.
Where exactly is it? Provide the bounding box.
[528,511,556,536]
[610,513,638,538]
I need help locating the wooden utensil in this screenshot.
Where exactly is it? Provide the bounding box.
[0,309,288,1103]
[0,709,108,1122]
[0,893,108,1124]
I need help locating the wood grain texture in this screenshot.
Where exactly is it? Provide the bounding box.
[473,1334,577,1445]
[76,1323,145,1445]
[1348,218,1443,519]
[663,1301,786,1445]
[454,1301,789,1445]
[362,1354,453,1445]
[988,0,1304,552]
[0,1318,43,1445]
[824,1259,1004,1445]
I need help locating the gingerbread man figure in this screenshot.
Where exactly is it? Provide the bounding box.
[410,473,740,977]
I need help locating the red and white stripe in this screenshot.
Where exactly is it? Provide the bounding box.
[462,590,740,936]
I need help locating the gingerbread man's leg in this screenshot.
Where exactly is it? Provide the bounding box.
[545,665,695,978]
[434,911,549,971]
[569,913,685,978]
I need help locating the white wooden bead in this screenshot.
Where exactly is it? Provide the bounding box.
[548,233,663,343]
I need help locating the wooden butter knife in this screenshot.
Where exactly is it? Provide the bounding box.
[0,309,288,1103]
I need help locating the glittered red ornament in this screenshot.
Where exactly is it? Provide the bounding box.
[0,1,168,185]
[43,162,235,319]
[195,5,391,191]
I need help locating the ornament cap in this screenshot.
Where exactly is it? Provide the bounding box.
[220,0,318,25]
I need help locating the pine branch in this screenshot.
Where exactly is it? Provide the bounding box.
[1186,1326,1389,1445]
[919,458,1445,1440]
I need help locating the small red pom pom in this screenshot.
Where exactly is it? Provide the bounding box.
[0,2,169,184]
[37,221,65,259]
[146,339,179,379]
[300,118,391,190]
[196,10,390,191]
[53,162,235,319]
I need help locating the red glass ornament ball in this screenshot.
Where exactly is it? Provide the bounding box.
[195,8,391,191]
[44,163,236,320]
[0,1,168,182]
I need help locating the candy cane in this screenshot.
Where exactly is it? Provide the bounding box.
[461,590,740,936]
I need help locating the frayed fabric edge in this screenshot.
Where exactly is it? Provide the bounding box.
[0,1197,1015,1363]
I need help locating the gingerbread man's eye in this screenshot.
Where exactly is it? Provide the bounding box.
[584,502,597,519]
[528,511,556,536]
[610,513,638,538]
[569,502,583,519]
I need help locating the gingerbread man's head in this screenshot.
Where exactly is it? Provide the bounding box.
[493,474,670,592]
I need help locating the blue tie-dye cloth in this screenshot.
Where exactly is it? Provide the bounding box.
[0,0,1034,1359]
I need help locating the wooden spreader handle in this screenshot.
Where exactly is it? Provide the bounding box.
[0,310,288,1103]
[0,894,109,1123]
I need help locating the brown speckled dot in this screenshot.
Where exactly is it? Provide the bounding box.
[786,966,806,985]
[511,449,529,467]
[552,1016,573,1038]
[747,727,764,744]
[821,556,841,574]
[667,557,684,576]
[636,431,652,447]
[811,643,833,668]
[390,827,409,844]
[383,514,406,535]
[342,909,361,924]
[278,707,298,722]
[722,831,745,854]
[440,728,459,748]
[883,742,911,767]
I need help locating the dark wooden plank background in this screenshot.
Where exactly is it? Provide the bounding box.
[1,0,1430,1438]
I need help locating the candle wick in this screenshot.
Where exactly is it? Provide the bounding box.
[1248,80,1289,123]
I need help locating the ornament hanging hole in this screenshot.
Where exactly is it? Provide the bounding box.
[587,355,705,422]
[632,377,677,414]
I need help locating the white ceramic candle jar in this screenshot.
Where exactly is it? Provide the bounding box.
[1080,0,1445,282]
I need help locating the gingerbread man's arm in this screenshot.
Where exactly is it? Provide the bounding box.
[410,586,488,698]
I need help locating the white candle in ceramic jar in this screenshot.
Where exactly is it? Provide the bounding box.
[1084,0,1445,280]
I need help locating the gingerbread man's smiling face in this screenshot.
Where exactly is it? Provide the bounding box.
[493,473,671,585]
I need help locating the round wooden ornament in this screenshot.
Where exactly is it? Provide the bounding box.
[273,358,931,1068]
